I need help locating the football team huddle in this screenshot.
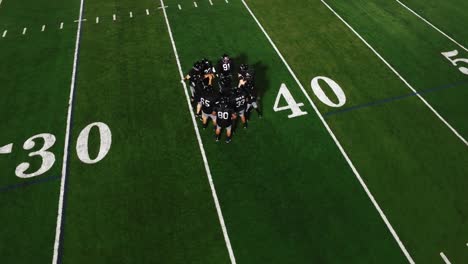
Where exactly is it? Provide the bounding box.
[184,54,262,143]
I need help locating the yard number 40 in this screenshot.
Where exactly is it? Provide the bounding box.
[273,76,346,118]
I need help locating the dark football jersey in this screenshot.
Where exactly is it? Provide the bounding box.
[231,89,248,112]
[214,103,235,128]
[217,59,233,75]
[200,91,219,114]
[188,69,202,87]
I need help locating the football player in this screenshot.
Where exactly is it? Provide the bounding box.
[184,61,203,116]
[239,67,262,118]
[213,97,237,143]
[200,85,219,129]
[230,87,248,128]
[202,58,216,88]
[218,73,233,96]
[217,54,233,77]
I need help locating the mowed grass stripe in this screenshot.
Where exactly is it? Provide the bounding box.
[166,0,409,262]
[242,0,414,262]
[59,0,231,263]
[159,0,237,263]
[0,0,79,263]
[244,0,468,262]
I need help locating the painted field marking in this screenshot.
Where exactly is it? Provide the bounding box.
[22,27,27,35]
[0,0,2,7]
[129,11,133,18]
[96,16,99,23]
[440,252,452,264]
[60,22,64,29]
[194,1,198,7]
[0,143,13,154]
[159,0,236,263]
[242,0,416,263]
[178,4,182,10]
[158,5,168,9]
[321,0,467,146]
[225,0,229,3]
[146,9,150,15]
[52,0,85,261]
[466,242,468,247]
[2,30,7,38]
[74,19,86,23]
[41,25,45,32]
[113,14,116,21]
[396,0,467,52]
[209,0,213,6]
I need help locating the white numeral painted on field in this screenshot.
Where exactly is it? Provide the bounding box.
[0,122,113,179]
[442,50,468,75]
[273,83,308,118]
[76,122,112,164]
[311,76,346,107]
[15,134,56,178]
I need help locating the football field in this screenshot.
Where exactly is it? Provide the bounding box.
[0,0,467,263]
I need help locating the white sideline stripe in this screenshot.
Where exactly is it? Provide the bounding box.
[2,30,7,38]
[178,4,181,10]
[113,14,116,21]
[129,11,133,18]
[194,1,198,7]
[321,0,467,146]
[60,22,63,29]
[0,143,13,154]
[440,252,452,264]
[22,27,27,35]
[96,17,99,23]
[396,0,467,52]
[52,0,84,261]
[209,0,213,6]
[146,9,150,15]
[159,0,237,263]
[242,0,416,263]
[41,25,46,32]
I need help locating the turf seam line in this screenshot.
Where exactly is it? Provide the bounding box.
[0,175,60,193]
[396,0,467,52]
[159,0,237,263]
[52,0,85,261]
[242,0,416,263]
[324,80,468,117]
[321,0,467,147]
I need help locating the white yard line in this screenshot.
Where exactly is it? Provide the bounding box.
[440,252,452,264]
[52,0,85,262]
[241,0,416,263]
[321,0,467,146]
[159,0,236,263]
[396,0,467,52]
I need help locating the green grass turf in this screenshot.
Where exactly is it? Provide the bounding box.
[0,0,467,263]
[245,0,468,262]
[0,0,78,262]
[59,1,230,263]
